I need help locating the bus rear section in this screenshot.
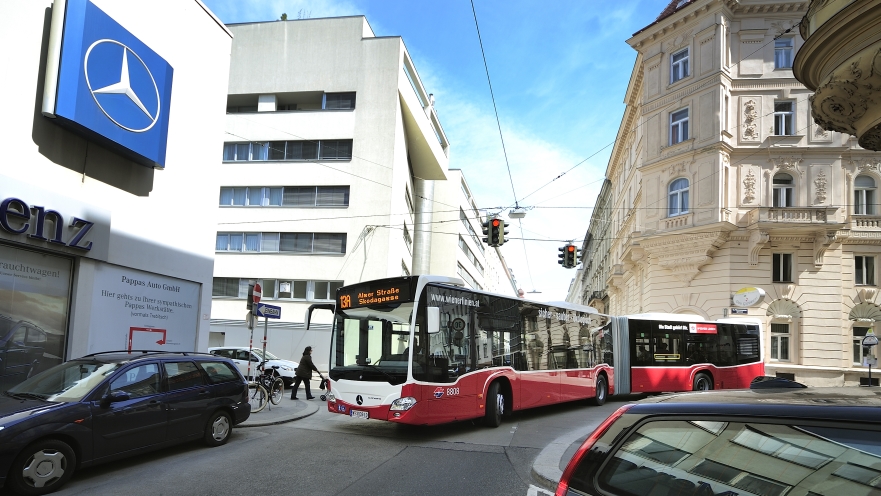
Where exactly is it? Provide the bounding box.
[613,314,764,393]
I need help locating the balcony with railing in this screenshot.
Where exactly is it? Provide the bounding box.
[851,215,881,230]
[746,207,842,229]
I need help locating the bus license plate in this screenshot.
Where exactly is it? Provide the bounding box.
[350,410,368,419]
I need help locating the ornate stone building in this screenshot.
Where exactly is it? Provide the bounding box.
[572,0,881,387]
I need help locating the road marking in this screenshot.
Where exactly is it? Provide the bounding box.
[527,484,553,496]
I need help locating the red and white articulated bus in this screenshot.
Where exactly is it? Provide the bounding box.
[604,313,764,395]
[305,276,764,427]
[306,275,613,427]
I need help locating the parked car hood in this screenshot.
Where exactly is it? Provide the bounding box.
[266,359,298,370]
[0,394,64,421]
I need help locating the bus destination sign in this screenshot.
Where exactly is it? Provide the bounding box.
[338,279,410,310]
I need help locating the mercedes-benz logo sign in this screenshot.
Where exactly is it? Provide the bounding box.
[356,395,363,405]
[84,39,161,133]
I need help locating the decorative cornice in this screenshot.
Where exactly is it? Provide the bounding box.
[641,230,730,284]
[770,155,804,176]
[643,74,724,114]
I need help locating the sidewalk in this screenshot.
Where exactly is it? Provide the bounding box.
[530,420,604,492]
[239,378,325,427]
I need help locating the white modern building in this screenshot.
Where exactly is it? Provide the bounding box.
[572,0,881,387]
[0,0,232,390]
[208,17,518,369]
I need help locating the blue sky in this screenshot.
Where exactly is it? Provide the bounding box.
[202,0,673,302]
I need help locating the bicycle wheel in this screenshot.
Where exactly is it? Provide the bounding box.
[249,384,267,413]
[269,377,284,405]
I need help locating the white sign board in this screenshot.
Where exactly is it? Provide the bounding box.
[88,264,200,353]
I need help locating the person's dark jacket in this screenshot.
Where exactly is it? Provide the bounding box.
[295,353,319,379]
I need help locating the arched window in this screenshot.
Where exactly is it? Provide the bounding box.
[773,173,794,207]
[668,178,689,217]
[855,175,876,215]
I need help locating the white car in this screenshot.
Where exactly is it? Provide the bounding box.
[208,347,299,386]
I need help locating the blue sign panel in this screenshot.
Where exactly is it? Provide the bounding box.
[256,303,282,319]
[49,0,173,168]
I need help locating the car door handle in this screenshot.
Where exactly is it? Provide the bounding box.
[198,390,210,395]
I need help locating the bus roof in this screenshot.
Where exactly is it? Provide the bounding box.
[626,313,707,322]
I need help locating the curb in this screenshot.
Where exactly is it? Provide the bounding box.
[238,402,321,428]
[530,419,606,492]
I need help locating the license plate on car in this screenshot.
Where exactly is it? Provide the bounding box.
[350,410,368,419]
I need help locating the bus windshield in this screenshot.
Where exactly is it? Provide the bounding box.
[329,302,415,386]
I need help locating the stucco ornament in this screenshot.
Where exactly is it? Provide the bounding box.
[772,156,804,175]
[743,99,759,141]
[814,170,827,204]
[743,169,756,203]
[853,158,881,173]
[810,44,881,150]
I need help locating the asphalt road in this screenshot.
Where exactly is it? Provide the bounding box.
[2,396,638,496]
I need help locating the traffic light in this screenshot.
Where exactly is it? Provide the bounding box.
[247,282,255,311]
[558,244,577,269]
[482,218,491,245]
[489,218,508,246]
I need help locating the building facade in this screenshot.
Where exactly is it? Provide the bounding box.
[209,17,516,369]
[0,0,232,390]
[572,0,881,387]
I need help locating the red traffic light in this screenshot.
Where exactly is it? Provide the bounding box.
[567,246,575,252]
[492,219,500,227]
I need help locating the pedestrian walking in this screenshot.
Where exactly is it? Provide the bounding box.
[291,346,322,400]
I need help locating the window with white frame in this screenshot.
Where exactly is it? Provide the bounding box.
[770,322,790,361]
[219,186,349,207]
[854,327,872,365]
[856,255,876,286]
[670,108,689,145]
[222,140,352,162]
[772,173,794,207]
[216,232,346,254]
[457,263,481,290]
[855,175,876,215]
[405,186,414,216]
[774,101,795,136]
[460,209,484,254]
[458,236,484,274]
[772,253,793,282]
[403,223,412,252]
[668,178,689,217]
[775,38,794,69]
[670,48,690,83]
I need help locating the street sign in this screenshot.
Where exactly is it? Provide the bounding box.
[256,303,281,319]
[863,331,879,347]
[730,308,748,315]
[253,283,262,305]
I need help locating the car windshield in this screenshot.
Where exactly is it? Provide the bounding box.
[6,360,122,402]
[252,349,279,361]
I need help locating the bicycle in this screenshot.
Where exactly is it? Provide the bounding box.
[248,382,268,413]
[256,365,285,406]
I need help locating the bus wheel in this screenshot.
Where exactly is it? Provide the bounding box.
[693,372,713,391]
[484,382,503,428]
[591,375,608,406]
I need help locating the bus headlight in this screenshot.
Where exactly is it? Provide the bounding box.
[390,397,417,411]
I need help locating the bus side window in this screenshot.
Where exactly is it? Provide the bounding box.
[652,325,684,366]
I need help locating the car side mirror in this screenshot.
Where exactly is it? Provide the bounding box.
[101,390,130,408]
[427,306,440,334]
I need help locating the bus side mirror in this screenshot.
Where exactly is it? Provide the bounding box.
[427,307,440,334]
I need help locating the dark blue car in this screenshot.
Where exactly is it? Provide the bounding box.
[0,351,251,495]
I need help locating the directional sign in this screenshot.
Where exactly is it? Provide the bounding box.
[256,303,281,319]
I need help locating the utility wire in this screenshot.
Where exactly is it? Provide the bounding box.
[470,0,519,209]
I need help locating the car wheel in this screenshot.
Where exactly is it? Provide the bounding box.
[591,375,608,406]
[204,410,232,447]
[693,372,713,391]
[484,382,503,428]
[8,439,76,496]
